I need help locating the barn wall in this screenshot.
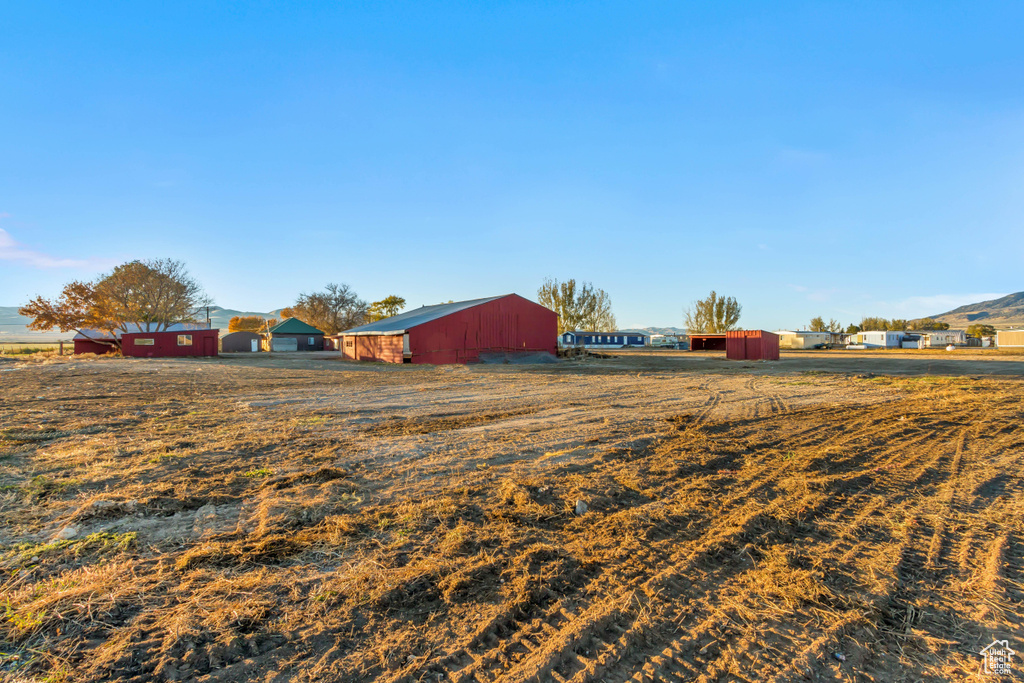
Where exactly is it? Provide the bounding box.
[408,295,557,364]
[122,330,219,358]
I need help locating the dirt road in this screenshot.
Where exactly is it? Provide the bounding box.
[1,352,1021,681]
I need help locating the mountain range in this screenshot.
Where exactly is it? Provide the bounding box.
[928,291,1024,329]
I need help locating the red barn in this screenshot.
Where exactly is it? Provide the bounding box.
[338,294,557,364]
[73,323,215,356]
[122,329,219,358]
[726,330,780,361]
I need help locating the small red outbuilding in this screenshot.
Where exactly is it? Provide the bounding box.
[726,330,779,361]
[689,334,728,351]
[339,294,557,364]
[122,330,219,358]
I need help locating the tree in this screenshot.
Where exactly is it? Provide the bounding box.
[366,296,407,323]
[888,318,909,332]
[860,316,890,331]
[827,318,843,334]
[967,323,996,338]
[229,316,278,333]
[684,291,741,333]
[20,259,209,350]
[846,324,861,334]
[537,278,616,335]
[909,318,950,331]
[92,259,209,332]
[809,316,827,332]
[288,283,368,335]
[20,281,112,348]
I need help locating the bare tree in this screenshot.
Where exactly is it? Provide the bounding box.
[289,283,368,335]
[538,278,616,334]
[684,291,741,333]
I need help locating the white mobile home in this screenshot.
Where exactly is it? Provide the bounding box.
[859,331,903,348]
[920,330,967,348]
[996,329,1024,348]
[777,331,831,349]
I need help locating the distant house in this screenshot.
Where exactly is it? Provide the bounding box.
[561,331,649,348]
[338,294,556,364]
[919,330,967,347]
[268,318,325,351]
[221,330,262,353]
[858,331,904,348]
[73,322,211,355]
[777,331,831,350]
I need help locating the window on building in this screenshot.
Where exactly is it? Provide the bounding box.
[177,335,192,346]
[345,339,354,348]
[308,337,315,346]
[135,338,155,346]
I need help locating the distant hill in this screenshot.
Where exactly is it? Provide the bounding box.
[622,327,687,336]
[0,305,285,342]
[928,292,1024,329]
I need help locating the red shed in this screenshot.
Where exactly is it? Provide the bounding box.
[726,330,779,361]
[73,331,117,355]
[122,329,220,358]
[338,294,557,364]
[689,334,727,351]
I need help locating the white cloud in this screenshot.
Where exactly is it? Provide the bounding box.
[0,227,94,269]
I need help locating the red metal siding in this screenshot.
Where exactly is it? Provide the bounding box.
[74,339,115,355]
[122,330,220,358]
[408,294,557,364]
[726,330,779,361]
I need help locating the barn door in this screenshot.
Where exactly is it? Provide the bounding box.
[251,339,258,352]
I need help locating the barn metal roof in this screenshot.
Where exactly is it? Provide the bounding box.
[268,318,325,335]
[73,322,211,340]
[340,295,508,336]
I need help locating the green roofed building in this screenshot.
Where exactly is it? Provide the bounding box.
[268,318,325,352]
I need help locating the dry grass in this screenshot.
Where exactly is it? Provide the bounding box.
[0,353,1021,681]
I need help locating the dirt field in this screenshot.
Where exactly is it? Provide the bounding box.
[1,350,1022,682]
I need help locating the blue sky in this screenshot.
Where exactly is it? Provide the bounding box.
[1,2,1021,330]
